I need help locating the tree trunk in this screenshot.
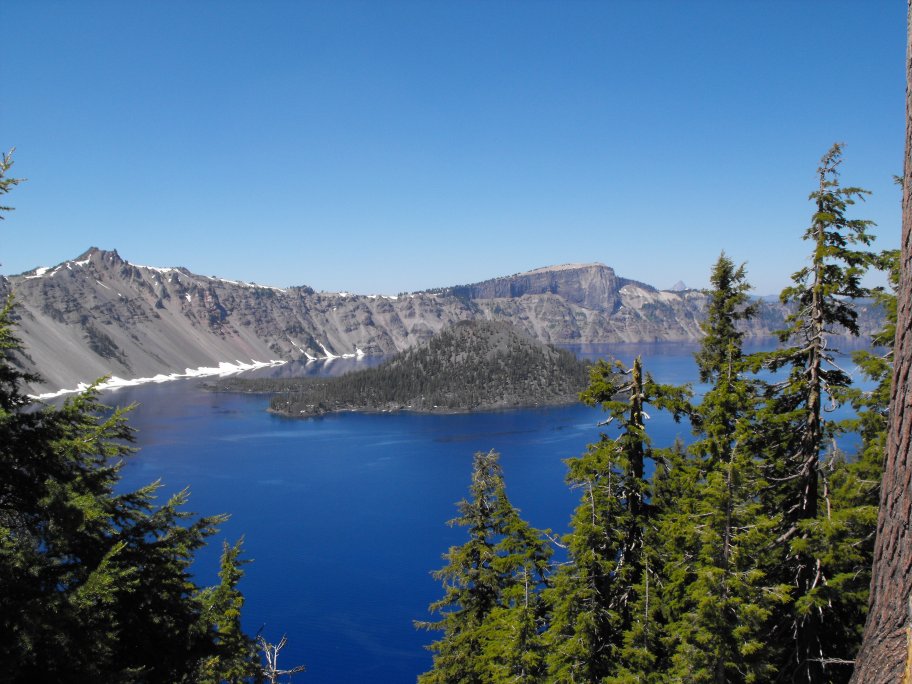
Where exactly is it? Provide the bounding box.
[850,3,912,680]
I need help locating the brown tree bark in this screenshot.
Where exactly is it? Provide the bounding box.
[850,3,912,681]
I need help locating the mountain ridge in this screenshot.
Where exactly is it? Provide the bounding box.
[0,247,885,394]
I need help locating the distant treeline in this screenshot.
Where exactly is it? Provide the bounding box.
[213,320,592,415]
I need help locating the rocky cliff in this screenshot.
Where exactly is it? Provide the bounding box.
[0,248,884,394]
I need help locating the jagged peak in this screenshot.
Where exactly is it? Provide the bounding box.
[69,246,122,264]
[14,248,291,293]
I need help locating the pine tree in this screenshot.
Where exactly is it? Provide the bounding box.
[545,358,689,682]
[0,151,261,682]
[835,248,898,503]
[418,450,551,683]
[660,254,786,683]
[754,143,875,682]
[199,539,261,684]
[815,248,899,675]
[0,148,23,222]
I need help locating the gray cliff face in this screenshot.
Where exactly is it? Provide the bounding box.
[0,248,884,394]
[449,263,635,312]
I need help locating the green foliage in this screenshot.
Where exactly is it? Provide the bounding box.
[749,143,878,683]
[218,320,592,415]
[656,255,787,683]
[544,437,628,682]
[0,297,261,682]
[418,450,552,683]
[545,357,690,681]
[198,539,261,684]
[419,156,887,678]
[0,148,23,220]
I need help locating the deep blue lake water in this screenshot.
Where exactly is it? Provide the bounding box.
[107,340,872,683]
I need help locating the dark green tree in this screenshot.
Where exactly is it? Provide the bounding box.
[544,433,628,683]
[0,148,23,222]
[813,248,899,678]
[660,254,786,683]
[418,450,551,684]
[199,539,262,684]
[545,358,689,682]
[754,143,876,683]
[835,248,898,501]
[0,151,261,682]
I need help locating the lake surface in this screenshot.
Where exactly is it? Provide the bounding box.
[109,340,871,682]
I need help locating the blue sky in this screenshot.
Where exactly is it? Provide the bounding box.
[1,1,905,295]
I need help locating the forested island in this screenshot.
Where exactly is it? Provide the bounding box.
[211,320,592,415]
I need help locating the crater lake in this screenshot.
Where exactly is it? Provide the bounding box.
[108,340,868,683]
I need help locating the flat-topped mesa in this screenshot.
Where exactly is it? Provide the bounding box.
[445,262,648,312]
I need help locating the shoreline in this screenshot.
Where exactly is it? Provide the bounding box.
[266,394,582,419]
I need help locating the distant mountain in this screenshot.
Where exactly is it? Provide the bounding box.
[0,247,886,394]
[215,320,592,416]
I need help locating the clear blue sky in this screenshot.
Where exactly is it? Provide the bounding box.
[1,1,905,295]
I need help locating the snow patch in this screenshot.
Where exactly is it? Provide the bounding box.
[312,342,361,361]
[318,342,339,359]
[289,339,318,363]
[24,266,51,279]
[95,280,111,290]
[134,264,176,274]
[203,275,286,293]
[30,359,287,400]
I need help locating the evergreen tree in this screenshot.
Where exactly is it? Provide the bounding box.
[0,148,22,222]
[660,254,786,683]
[545,358,688,682]
[835,248,898,501]
[754,143,875,682]
[0,151,261,682]
[418,450,551,683]
[199,539,262,684]
[815,248,898,677]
